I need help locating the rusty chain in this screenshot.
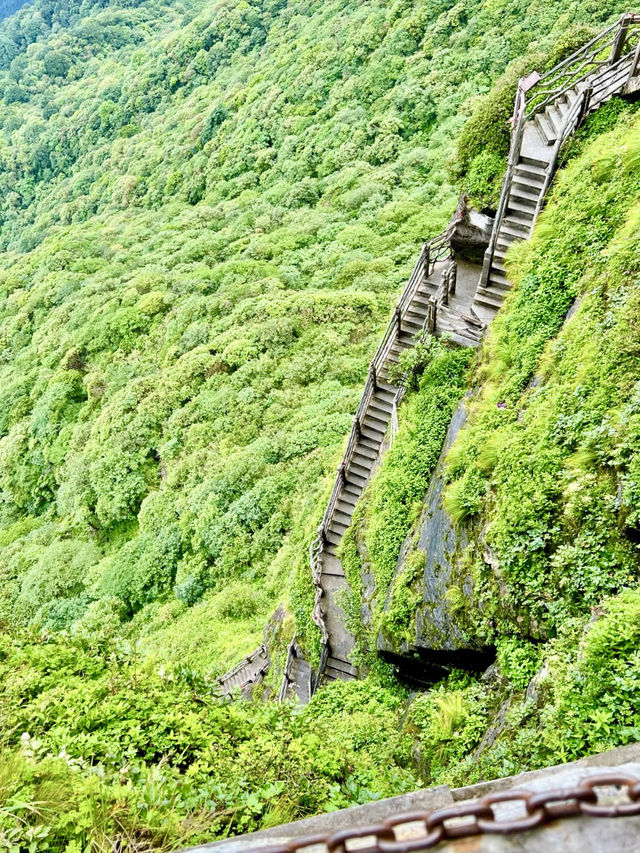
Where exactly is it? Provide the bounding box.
[255,772,640,852]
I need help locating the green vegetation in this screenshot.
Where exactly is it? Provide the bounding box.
[338,100,640,800]
[452,24,599,208]
[340,338,471,657]
[0,629,416,849]
[444,100,640,640]
[1,0,640,848]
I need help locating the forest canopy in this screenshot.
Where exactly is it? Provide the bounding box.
[0,0,639,849]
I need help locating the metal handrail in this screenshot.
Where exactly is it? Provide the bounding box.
[525,14,640,117]
[309,227,453,670]
[314,232,451,546]
[480,86,526,288]
[483,13,640,281]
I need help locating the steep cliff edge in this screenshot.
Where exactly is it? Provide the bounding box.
[340,99,640,786]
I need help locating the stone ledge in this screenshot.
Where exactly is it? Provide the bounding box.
[182,743,640,852]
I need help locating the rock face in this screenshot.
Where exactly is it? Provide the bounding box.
[378,399,492,681]
[449,194,494,265]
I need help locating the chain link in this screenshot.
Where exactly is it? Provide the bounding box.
[255,771,640,852]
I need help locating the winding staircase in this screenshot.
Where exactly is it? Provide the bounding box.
[218,14,640,702]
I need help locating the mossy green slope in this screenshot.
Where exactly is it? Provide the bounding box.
[0,0,630,674]
[391,104,640,786]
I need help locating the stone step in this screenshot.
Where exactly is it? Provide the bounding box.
[354,442,378,462]
[358,434,381,452]
[332,508,353,528]
[368,401,392,422]
[402,317,423,335]
[321,563,346,578]
[325,528,343,546]
[502,213,531,232]
[520,154,551,170]
[350,453,373,475]
[507,198,536,218]
[438,326,482,348]
[489,271,511,291]
[496,234,519,253]
[545,103,565,134]
[514,162,547,182]
[509,184,539,205]
[373,381,397,395]
[345,469,367,488]
[590,60,631,102]
[499,223,528,243]
[360,426,384,446]
[511,177,544,201]
[534,110,557,145]
[474,287,504,311]
[410,293,433,310]
[328,517,348,537]
[348,460,370,482]
[362,416,386,437]
[342,480,363,499]
[326,656,358,677]
[406,306,429,321]
[336,496,357,514]
[364,406,389,428]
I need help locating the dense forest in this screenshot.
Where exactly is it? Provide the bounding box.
[0,0,639,849]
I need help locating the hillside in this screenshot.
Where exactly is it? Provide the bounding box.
[1,0,640,850]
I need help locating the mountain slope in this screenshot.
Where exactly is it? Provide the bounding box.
[0,0,640,849]
[0,0,629,672]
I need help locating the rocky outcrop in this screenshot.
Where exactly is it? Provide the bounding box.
[449,194,494,265]
[378,400,493,681]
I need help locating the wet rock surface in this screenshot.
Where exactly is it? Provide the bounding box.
[378,399,491,674]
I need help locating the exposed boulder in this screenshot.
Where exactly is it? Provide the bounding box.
[377,400,493,682]
[449,194,494,265]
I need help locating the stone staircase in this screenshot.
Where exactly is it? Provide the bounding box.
[279,638,314,702]
[474,13,640,320]
[222,13,640,704]
[313,246,453,688]
[216,644,269,698]
[310,13,640,691]
[474,150,551,317]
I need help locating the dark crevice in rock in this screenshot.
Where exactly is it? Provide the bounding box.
[379,646,496,691]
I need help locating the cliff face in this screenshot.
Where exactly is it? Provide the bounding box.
[377,401,484,667]
[350,100,640,705]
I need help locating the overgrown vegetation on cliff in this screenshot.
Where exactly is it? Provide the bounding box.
[1,0,640,849]
[403,102,640,786]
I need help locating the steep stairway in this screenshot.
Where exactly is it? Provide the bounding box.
[314,255,448,686]
[474,15,640,319]
[279,639,314,702]
[216,645,269,697]
[221,14,640,703]
[311,13,640,691]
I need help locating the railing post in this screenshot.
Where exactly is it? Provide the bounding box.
[629,36,640,81]
[448,261,457,297]
[423,244,430,283]
[338,462,347,489]
[480,247,491,288]
[353,415,361,442]
[394,306,402,337]
[609,14,630,65]
[427,300,436,334]
[577,84,593,125]
[368,363,377,391]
